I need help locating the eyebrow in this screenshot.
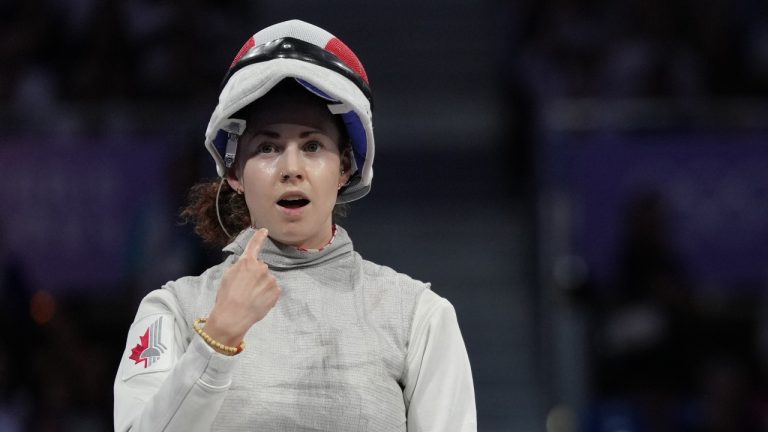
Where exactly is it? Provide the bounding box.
[250,129,323,139]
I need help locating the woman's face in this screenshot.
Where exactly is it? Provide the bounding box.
[227,93,350,249]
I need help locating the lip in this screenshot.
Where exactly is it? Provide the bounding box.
[276,190,311,217]
[277,203,308,217]
[277,191,309,201]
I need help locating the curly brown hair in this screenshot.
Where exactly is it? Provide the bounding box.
[180,179,250,248]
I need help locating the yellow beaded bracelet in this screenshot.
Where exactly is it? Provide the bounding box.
[192,318,245,355]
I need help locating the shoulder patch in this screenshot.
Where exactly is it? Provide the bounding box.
[122,314,174,381]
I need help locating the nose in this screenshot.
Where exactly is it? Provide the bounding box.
[279,146,304,182]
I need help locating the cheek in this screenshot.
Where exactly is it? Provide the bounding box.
[242,159,277,186]
[317,160,342,187]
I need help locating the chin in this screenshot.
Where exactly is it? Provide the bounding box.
[270,225,313,247]
[262,217,331,249]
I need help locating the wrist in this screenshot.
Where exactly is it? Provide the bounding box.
[193,318,245,356]
[204,313,248,346]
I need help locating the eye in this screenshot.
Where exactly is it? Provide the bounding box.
[257,143,277,154]
[304,141,322,152]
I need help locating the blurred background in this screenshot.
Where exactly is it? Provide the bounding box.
[1,0,768,431]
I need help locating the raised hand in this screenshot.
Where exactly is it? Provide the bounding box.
[203,228,282,349]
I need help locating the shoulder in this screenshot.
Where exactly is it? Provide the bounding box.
[359,257,431,294]
[411,289,458,336]
[414,289,454,317]
[356,257,432,339]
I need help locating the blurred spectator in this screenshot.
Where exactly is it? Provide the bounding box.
[518,0,768,101]
[589,191,763,431]
[0,223,33,431]
[589,192,695,431]
[63,0,136,102]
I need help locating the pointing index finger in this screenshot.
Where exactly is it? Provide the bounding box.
[241,228,268,260]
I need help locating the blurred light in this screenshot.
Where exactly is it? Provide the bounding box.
[30,290,57,325]
[546,403,577,432]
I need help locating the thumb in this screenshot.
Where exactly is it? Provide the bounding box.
[241,228,268,260]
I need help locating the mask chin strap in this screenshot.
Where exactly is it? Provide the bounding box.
[216,178,233,239]
[220,119,247,169]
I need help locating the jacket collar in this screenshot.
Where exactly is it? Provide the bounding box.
[222,225,353,270]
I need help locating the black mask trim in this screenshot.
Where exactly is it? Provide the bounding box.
[221,37,373,108]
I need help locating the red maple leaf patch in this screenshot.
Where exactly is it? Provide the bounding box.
[129,328,150,367]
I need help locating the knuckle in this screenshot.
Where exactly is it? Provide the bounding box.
[237,257,253,270]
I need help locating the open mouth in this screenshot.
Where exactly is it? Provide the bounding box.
[277,197,310,209]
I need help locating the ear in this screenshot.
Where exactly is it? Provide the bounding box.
[226,172,243,193]
[340,149,353,185]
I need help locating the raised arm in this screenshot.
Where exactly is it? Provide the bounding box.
[114,229,280,431]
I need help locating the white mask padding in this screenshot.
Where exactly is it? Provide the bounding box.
[327,101,353,114]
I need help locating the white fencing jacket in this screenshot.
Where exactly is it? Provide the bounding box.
[114,226,476,431]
